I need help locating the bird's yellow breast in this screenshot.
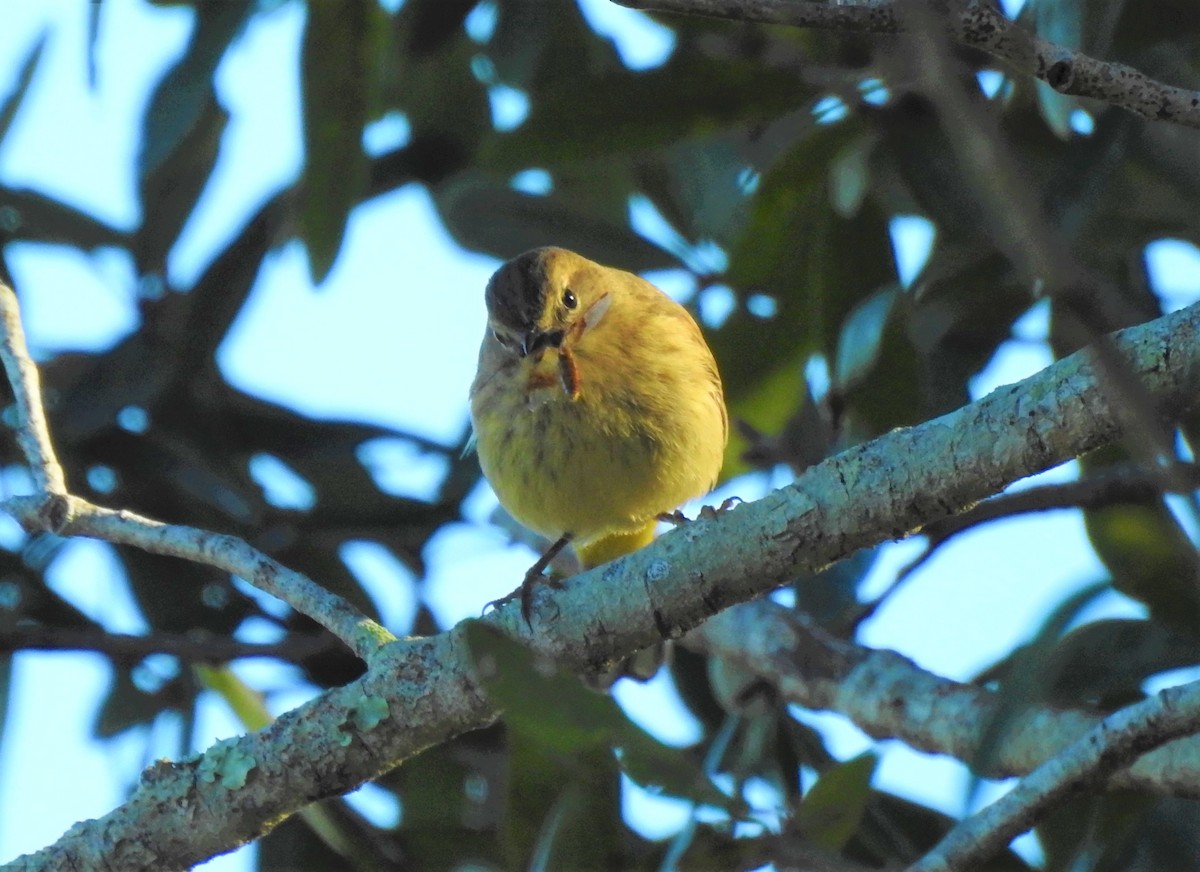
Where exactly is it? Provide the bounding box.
[469,308,725,547]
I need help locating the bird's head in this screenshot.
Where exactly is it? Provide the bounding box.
[485,247,612,358]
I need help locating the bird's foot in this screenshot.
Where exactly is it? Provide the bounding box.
[657,497,741,526]
[483,534,573,628]
[483,568,564,626]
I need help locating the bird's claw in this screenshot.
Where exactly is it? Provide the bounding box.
[483,569,564,629]
[657,496,741,526]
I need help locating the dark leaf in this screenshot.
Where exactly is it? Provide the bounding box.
[433,171,674,269]
[795,752,878,852]
[508,736,622,871]
[95,667,188,739]
[793,545,881,626]
[1085,500,1200,637]
[299,0,383,284]
[463,621,738,812]
[1042,619,1200,707]
[488,0,623,91]
[0,188,127,250]
[136,90,228,277]
[0,29,46,146]
[138,0,253,179]
[484,53,811,170]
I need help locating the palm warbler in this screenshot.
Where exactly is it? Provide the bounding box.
[470,247,728,622]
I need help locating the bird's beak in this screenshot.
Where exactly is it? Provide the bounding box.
[519,327,565,358]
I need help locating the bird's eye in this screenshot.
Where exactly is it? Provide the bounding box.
[491,329,511,347]
[562,289,578,310]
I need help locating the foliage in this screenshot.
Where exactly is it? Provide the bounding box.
[2,0,1200,868]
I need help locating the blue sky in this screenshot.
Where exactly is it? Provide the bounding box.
[3,0,1200,868]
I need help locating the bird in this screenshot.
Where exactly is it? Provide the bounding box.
[469,246,728,625]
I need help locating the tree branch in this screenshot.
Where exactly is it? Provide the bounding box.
[0,282,65,494]
[1,495,394,663]
[0,281,395,664]
[0,623,336,664]
[911,680,1200,871]
[687,599,1200,797]
[612,0,1200,129]
[16,299,1200,869]
[853,462,1200,627]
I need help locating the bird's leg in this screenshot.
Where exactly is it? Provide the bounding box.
[484,533,573,627]
[656,497,742,526]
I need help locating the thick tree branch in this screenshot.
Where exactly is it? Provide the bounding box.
[15,299,1200,869]
[612,0,1200,129]
[911,680,1200,871]
[687,599,1200,797]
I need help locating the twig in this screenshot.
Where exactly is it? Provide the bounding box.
[909,680,1200,871]
[0,281,395,663]
[0,283,66,495]
[612,0,1200,129]
[2,494,394,662]
[0,623,337,664]
[849,462,1200,629]
[929,461,1200,541]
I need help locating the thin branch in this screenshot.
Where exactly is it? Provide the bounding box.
[910,680,1200,871]
[0,623,336,664]
[948,462,1200,525]
[850,462,1200,629]
[612,0,1200,129]
[0,282,65,495]
[1,494,395,663]
[687,599,1200,798]
[0,283,395,663]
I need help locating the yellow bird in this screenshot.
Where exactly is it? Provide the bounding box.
[469,247,728,623]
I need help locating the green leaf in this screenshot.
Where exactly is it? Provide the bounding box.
[462,621,738,812]
[1085,499,1200,637]
[968,581,1111,805]
[464,622,617,752]
[796,752,878,851]
[829,134,873,218]
[721,121,892,396]
[384,731,505,868]
[299,0,383,284]
[511,737,621,872]
[794,545,881,626]
[1042,619,1200,708]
